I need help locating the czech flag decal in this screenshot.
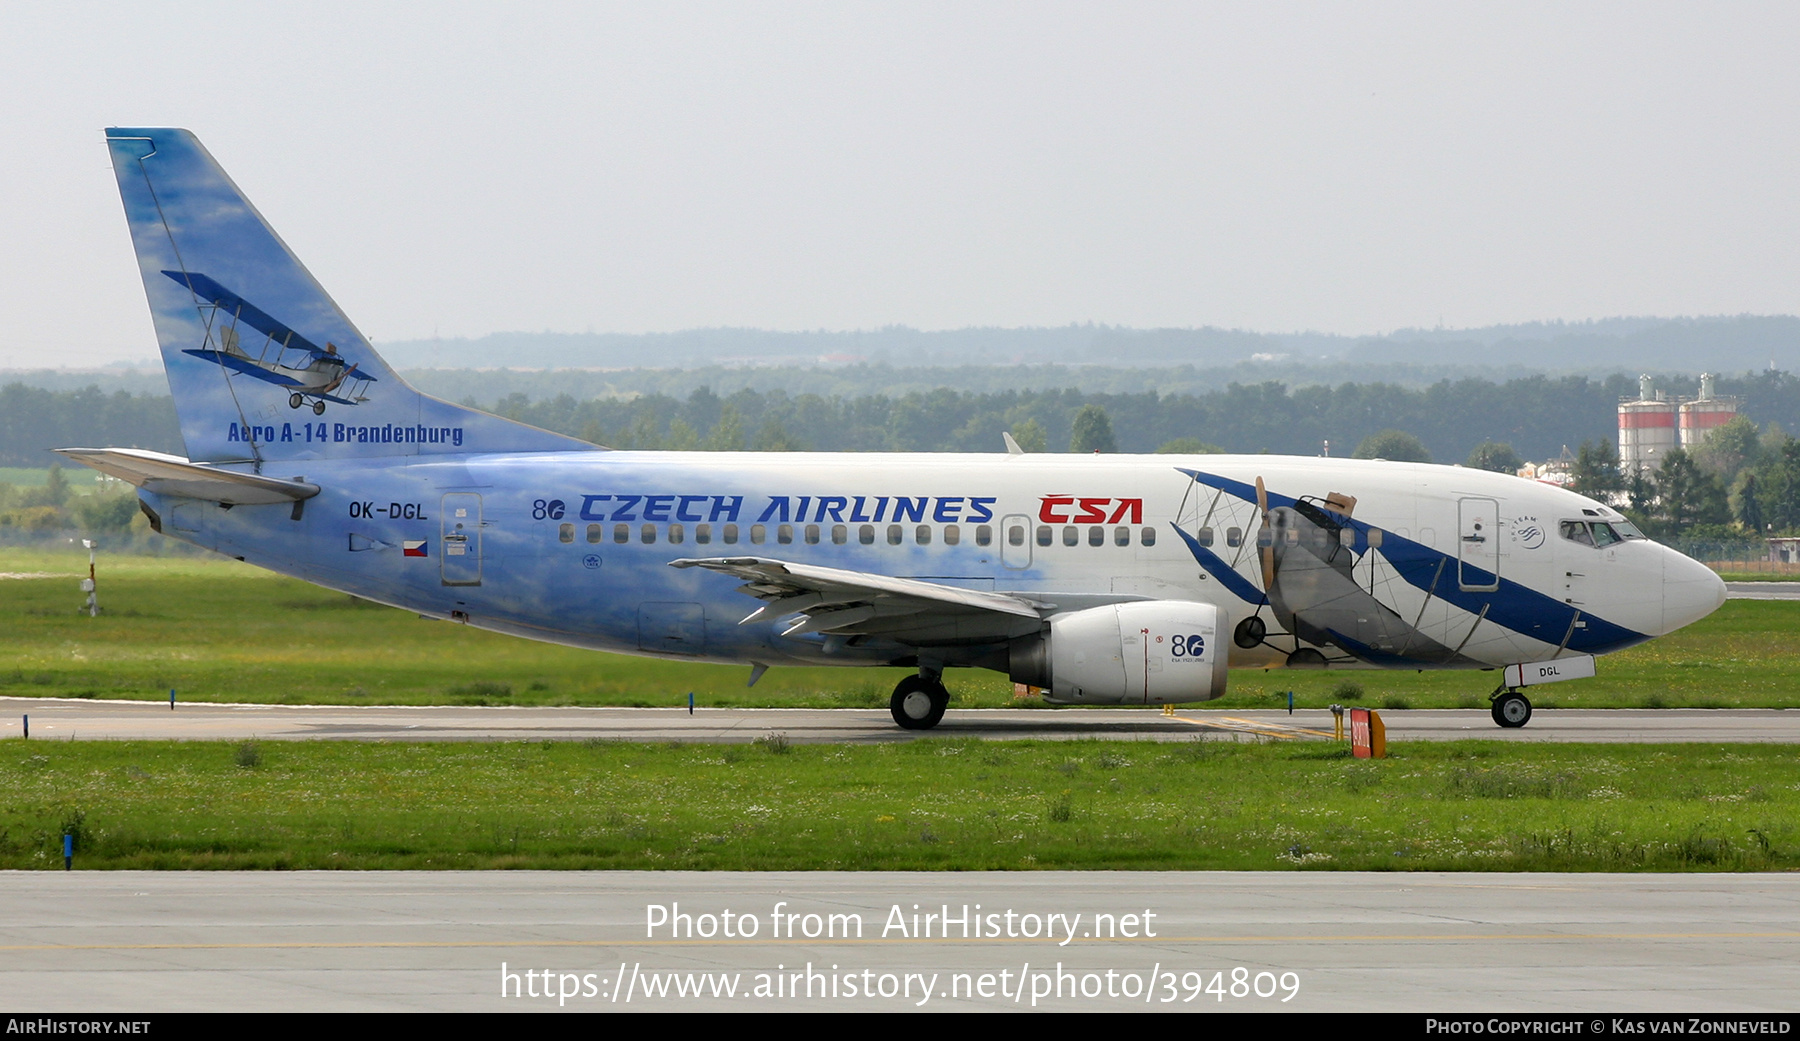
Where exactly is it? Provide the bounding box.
[403,540,428,557]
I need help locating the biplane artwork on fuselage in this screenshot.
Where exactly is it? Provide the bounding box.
[169,270,376,415]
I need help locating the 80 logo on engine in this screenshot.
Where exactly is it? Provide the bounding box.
[1169,634,1207,659]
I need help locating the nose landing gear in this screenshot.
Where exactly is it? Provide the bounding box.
[890,673,949,730]
[1489,688,1532,728]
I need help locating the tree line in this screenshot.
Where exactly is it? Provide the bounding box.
[10,369,1800,497]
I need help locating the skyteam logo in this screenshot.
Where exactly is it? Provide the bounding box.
[1513,516,1546,550]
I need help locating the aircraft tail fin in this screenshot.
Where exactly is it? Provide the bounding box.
[104,128,598,465]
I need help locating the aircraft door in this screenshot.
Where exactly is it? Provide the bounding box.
[1458,497,1500,592]
[441,493,482,586]
[1000,514,1032,569]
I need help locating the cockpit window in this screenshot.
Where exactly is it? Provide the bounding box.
[1562,519,1646,546]
[1559,520,1595,547]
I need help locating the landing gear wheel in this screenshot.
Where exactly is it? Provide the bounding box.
[311,400,327,416]
[890,675,949,730]
[1491,691,1532,728]
[288,393,304,409]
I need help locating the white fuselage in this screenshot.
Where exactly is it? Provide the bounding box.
[146,451,1726,682]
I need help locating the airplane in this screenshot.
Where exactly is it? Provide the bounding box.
[64,128,1728,731]
[167,270,376,415]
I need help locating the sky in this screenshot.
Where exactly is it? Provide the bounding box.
[3,1,1799,367]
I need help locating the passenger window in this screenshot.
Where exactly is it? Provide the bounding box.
[723,523,739,544]
[943,525,960,546]
[778,524,794,545]
[1008,525,1025,546]
[1339,529,1355,548]
[587,523,603,544]
[1368,528,1383,548]
[804,524,820,545]
[1198,526,1214,547]
[1140,527,1156,546]
[695,523,711,545]
[558,523,574,543]
[975,525,992,546]
[859,524,875,545]
[613,523,629,544]
[1114,526,1129,547]
[916,525,932,545]
[640,524,657,544]
[887,525,903,545]
[1226,526,1242,548]
[668,523,684,545]
[1036,525,1052,547]
[832,524,847,545]
[1062,525,1078,547]
[1089,526,1104,547]
[750,524,766,545]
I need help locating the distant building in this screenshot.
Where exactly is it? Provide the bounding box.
[1517,445,1576,488]
[1769,537,1800,564]
[1619,374,1736,476]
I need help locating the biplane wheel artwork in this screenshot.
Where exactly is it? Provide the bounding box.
[890,675,949,730]
[1234,615,1267,649]
[312,400,327,416]
[289,392,304,409]
[1491,691,1532,729]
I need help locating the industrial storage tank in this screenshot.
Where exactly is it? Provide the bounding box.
[1679,373,1738,449]
[1618,374,1677,476]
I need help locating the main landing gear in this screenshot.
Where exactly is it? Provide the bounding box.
[890,673,949,730]
[288,393,327,415]
[1490,688,1532,729]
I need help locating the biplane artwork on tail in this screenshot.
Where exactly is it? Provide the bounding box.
[167,270,376,415]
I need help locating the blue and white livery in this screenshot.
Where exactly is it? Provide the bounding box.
[65,129,1727,730]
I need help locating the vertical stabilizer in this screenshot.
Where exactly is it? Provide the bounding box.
[105,128,597,465]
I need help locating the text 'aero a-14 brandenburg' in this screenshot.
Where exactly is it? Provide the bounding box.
[63,128,1727,730]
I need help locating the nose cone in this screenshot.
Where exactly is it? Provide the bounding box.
[1662,545,1728,635]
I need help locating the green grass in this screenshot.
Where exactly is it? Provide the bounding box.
[2,738,1794,871]
[4,545,1800,709]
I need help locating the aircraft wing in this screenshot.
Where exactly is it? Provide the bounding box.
[56,448,320,505]
[162,270,329,357]
[180,348,306,386]
[669,556,1048,644]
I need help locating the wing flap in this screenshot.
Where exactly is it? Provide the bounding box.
[671,556,1045,645]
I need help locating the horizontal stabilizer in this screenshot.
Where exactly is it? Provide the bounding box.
[56,448,319,505]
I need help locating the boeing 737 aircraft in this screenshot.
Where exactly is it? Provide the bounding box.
[65,128,1728,730]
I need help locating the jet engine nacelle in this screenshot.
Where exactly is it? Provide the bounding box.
[1009,601,1229,705]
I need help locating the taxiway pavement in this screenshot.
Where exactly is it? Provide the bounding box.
[2,871,1794,1012]
[3,697,1797,743]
